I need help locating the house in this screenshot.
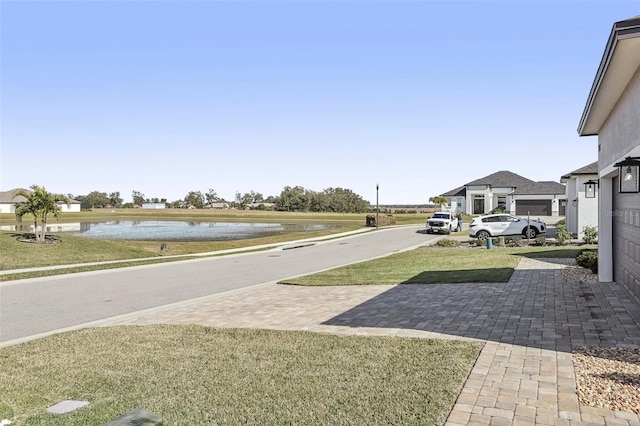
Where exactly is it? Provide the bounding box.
[578,16,640,303]
[0,188,81,214]
[560,162,599,239]
[142,203,167,209]
[209,202,230,209]
[441,171,566,216]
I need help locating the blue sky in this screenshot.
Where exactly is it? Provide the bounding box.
[2,0,639,205]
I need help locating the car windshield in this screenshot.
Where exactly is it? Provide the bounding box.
[432,213,449,219]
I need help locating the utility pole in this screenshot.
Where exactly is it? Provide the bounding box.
[376,182,379,229]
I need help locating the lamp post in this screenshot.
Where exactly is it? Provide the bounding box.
[376,182,379,229]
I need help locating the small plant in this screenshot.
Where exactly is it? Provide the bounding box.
[435,239,460,247]
[535,236,547,246]
[583,226,598,244]
[474,238,484,247]
[488,206,505,214]
[556,226,572,246]
[160,242,167,252]
[556,218,566,228]
[576,249,598,273]
[506,236,526,247]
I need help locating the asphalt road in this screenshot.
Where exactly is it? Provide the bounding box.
[1,225,439,343]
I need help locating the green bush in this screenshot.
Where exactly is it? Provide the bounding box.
[488,206,505,214]
[556,218,566,228]
[576,249,598,273]
[506,236,527,247]
[435,239,460,247]
[583,226,598,244]
[556,225,572,246]
[535,236,547,246]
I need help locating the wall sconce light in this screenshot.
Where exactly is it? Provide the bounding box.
[572,199,577,207]
[584,179,599,198]
[614,157,640,193]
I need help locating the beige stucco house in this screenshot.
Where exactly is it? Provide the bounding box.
[578,16,640,303]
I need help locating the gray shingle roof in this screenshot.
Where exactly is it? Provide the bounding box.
[441,186,466,197]
[560,161,598,181]
[465,170,535,188]
[512,181,566,195]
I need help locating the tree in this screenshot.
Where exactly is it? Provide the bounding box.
[14,185,70,243]
[429,195,449,209]
[84,191,110,208]
[107,192,121,208]
[184,191,205,209]
[132,190,146,206]
[205,189,219,206]
[276,186,309,212]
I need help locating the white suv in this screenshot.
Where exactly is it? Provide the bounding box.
[468,214,545,241]
[426,212,459,234]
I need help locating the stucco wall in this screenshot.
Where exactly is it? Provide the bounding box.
[599,67,640,168]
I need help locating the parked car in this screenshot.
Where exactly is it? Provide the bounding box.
[468,214,545,241]
[426,211,459,234]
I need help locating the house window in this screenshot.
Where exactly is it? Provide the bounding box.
[497,196,506,211]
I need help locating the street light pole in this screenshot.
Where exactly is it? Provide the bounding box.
[376,182,379,229]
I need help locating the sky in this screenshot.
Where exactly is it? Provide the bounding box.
[2,0,639,205]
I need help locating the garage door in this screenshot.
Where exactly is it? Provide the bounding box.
[612,176,640,302]
[515,200,551,216]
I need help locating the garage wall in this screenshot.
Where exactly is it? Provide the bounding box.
[613,176,640,304]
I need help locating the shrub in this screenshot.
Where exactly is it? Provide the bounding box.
[535,236,547,246]
[506,236,527,247]
[556,225,572,246]
[583,226,598,244]
[488,206,505,214]
[435,239,460,247]
[576,249,598,273]
[556,218,566,228]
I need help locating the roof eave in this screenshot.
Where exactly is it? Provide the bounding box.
[578,17,640,136]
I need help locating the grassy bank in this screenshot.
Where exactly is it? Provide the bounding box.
[279,245,588,286]
[0,325,480,425]
[0,225,363,273]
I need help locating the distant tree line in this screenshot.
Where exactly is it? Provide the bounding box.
[67,186,370,213]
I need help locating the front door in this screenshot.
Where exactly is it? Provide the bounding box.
[473,197,484,214]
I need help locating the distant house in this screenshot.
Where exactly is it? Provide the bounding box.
[560,162,598,239]
[578,15,640,301]
[209,202,230,209]
[142,203,166,209]
[0,188,81,214]
[441,171,566,216]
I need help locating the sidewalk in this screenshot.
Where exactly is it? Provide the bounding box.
[94,256,640,425]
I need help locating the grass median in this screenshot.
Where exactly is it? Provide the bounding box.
[0,325,480,425]
[279,245,588,286]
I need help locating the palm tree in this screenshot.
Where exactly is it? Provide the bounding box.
[429,195,449,210]
[14,185,70,243]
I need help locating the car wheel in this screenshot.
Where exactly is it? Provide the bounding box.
[523,227,538,239]
[476,230,490,241]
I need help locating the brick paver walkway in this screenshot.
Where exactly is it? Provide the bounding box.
[100,257,640,425]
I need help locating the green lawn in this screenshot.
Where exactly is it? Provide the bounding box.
[0,225,362,273]
[279,245,589,286]
[0,325,480,426]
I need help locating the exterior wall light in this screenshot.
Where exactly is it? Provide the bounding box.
[572,199,578,207]
[584,179,599,198]
[613,157,640,193]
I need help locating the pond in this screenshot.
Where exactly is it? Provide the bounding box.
[4,220,343,242]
